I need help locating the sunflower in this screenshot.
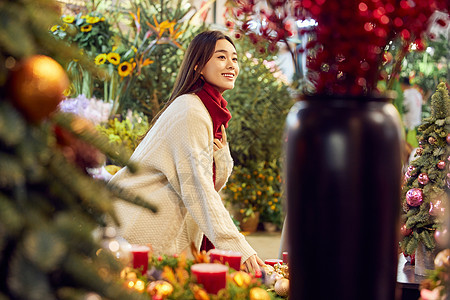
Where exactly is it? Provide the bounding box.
[86,16,101,24]
[107,53,121,65]
[95,54,107,65]
[118,62,133,77]
[80,24,92,32]
[62,16,74,23]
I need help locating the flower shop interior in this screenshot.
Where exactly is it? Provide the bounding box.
[0,0,449,299]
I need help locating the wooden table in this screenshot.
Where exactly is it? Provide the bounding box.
[397,254,427,300]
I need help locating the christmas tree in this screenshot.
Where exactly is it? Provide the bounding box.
[400,82,450,255]
[0,0,155,299]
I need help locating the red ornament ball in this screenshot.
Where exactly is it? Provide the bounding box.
[8,55,69,122]
[437,160,446,170]
[400,224,412,236]
[406,188,423,207]
[446,133,450,144]
[417,173,430,185]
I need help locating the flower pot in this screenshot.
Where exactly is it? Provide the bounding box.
[285,95,403,300]
[414,241,436,276]
[263,222,278,233]
[236,211,260,233]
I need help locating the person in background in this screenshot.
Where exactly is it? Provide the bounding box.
[400,76,423,131]
[108,30,264,273]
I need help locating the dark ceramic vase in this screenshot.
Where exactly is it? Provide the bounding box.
[285,95,403,299]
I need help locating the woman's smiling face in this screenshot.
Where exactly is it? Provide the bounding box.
[200,39,239,94]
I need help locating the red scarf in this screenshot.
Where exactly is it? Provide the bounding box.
[194,80,232,140]
[193,80,232,252]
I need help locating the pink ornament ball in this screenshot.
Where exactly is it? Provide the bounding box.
[400,224,412,236]
[429,199,445,217]
[417,173,429,185]
[406,188,423,207]
[437,160,446,170]
[447,133,450,144]
[406,165,416,177]
[435,228,449,247]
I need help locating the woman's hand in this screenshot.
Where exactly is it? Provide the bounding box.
[243,254,264,273]
[213,125,227,151]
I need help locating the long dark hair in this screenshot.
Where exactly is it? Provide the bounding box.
[148,30,236,128]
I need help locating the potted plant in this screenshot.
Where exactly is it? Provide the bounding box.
[223,160,283,232]
[227,0,448,299]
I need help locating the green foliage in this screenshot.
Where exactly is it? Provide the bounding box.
[402,38,450,98]
[223,35,292,226]
[121,253,282,299]
[400,82,450,255]
[50,11,115,99]
[115,0,207,118]
[0,0,78,86]
[223,160,284,227]
[0,101,154,299]
[225,36,294,165]
[96,112,149,154]
[51,12,113,54]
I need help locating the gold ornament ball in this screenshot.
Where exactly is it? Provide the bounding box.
[231,271,252,287]
[274,278,289,297]
[147,280,174,297]
[9,55,69,122]
[249,287,270,300]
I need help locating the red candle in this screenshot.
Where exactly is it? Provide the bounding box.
[130,245,150,274]
[209,249,242,271]
[265,258,283,267]
[282,252,288,264]
[191,263,228,294]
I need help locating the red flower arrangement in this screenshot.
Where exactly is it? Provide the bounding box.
[226,0,449,96]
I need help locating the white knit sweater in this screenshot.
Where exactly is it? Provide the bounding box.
[109,93,257,263]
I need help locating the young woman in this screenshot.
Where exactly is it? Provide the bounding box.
[109,31,264,272]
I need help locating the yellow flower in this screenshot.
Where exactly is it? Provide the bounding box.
[271,205,276,210]
[50,25,59,32]
[63,84,74,97]
[61,24,68,31]
[131,46,138,53]
[268,201,273,205]
[80,15,87,19]
[142,58,154,66]
[256,191,262,196]
[101,17,105,21]
[81,24,92,32]
[62,16,74,23]
[95,54,107,65]
[240,209,245,214]
[147,17,177,39]
[87,16,101,24]
[107,52,121,65]
[274,198,278,203]
[118,61,133,77]
[268,176,274,181]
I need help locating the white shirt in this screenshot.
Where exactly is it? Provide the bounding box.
[403,88,423,130]
[108,93,256,263]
